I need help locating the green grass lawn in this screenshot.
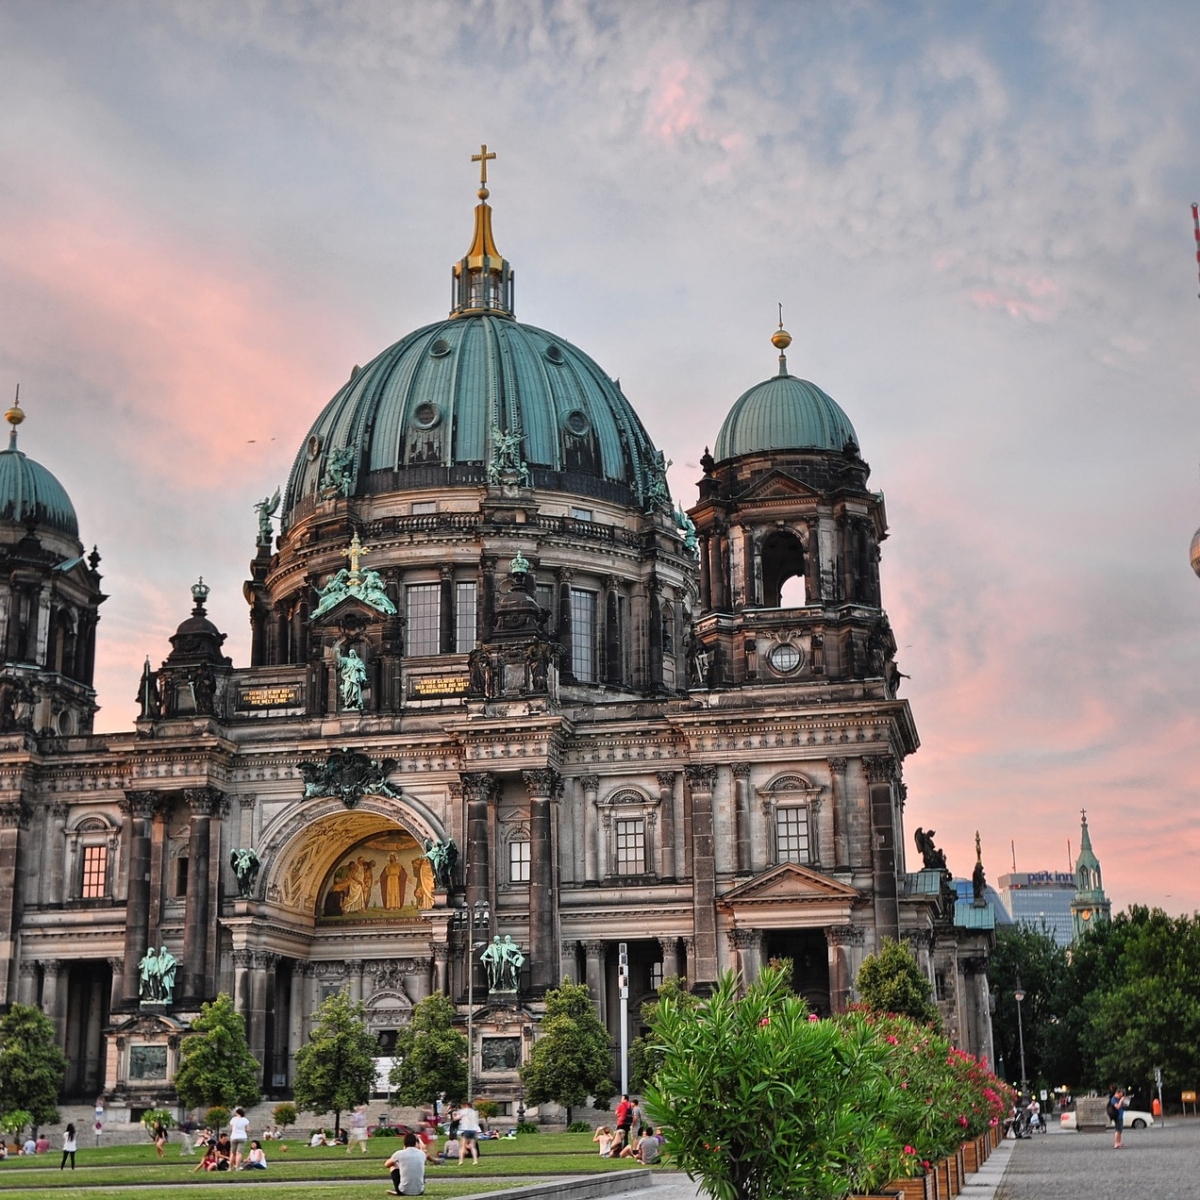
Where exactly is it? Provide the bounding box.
[0,1132,657,1194]
[0,1185,523,1200]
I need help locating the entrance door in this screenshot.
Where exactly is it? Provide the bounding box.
[763,930,830,1016]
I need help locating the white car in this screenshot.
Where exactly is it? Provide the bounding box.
[1059,1108,1154,1130]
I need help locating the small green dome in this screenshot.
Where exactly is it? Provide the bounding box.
[714,373,858,460]
[285,313,663,517]
[0,436,79,537]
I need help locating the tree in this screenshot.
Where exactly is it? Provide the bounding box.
[856,938,941,1029]
[389,993,467,1108]
[986,924,1068,1086]
[0,1004,67,1126]
[173,993,261,1111]
[630,976,696,1091]
[293,990,379,1134]
[520,978,614,1124]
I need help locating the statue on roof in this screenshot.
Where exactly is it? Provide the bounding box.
[320,444,357,499]
[674,506,699,556]
[487,425,529,486]
[914,827,947,872]
[972,832,987,905]
[254,488,281,545]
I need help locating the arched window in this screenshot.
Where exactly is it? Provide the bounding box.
[760,530,806,608]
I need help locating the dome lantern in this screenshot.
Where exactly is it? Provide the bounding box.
[450,144,515,318]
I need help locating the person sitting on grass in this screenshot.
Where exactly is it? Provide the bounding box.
[194,1145,220,1173]
[244,1140,267,1170]
[214,1133,232,1170]
[438,1135,460,1162]
[620,1130,661,1164]
[384,1132,436,1196]
[593,1126,614,1157]
[309,1130,327,1147]
[609,1128,626,1156]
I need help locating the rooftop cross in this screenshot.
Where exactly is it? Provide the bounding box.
[472,143,497,189]
[341,532,370,578]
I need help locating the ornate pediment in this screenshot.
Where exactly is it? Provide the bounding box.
[736,469,822,504]
[719,862,860,907]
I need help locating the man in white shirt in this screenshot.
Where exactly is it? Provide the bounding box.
[385,1133,430,1195]
[228,1109,250,1170]
[456,1104,481,1164]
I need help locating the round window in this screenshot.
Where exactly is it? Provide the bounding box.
[412,402,443,430]
[768,642,803,674]
[544,343,565,364]
[429,338,451,358]
[307,434,322,461]
[561,409,591,437]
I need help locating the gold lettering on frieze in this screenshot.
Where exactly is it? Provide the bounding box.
[411,675,470,698]
[239,686,302,708]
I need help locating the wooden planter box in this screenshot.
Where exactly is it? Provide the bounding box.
[936,1159,952,1198]
[886,1173,937,1200]
[962,1140,980,1173]
[946,1153,961,1196]
[979,1133,990,1162]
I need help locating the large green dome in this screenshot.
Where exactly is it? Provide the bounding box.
[0,434,79,537]
[285,313,663,520]
[714,373,858,460]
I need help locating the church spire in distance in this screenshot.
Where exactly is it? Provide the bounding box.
[450,143,515,318]
[1071,808,1112,942]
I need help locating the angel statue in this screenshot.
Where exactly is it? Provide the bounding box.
[230,847,261,899]
[421,837,459,892]
[253,488,281,545]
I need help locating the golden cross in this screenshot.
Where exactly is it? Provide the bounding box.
[471,143,497,187]
[341,532,370,577]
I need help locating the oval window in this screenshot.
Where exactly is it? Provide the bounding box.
[544,344,565,364]
[561,409,591,437]
[768,642,803,674]
[429,338,452,358]
[412,402,443,430]
[307,434,322,461]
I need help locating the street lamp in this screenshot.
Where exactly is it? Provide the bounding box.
[454,898,490,1103]
[1013,976,1028,1096]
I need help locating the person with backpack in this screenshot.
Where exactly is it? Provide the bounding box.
[1107,1087,1128,1149]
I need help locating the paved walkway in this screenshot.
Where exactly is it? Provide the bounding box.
[997,1119,1200,1200]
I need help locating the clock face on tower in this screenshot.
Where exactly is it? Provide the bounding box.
[1080,909,1092,922]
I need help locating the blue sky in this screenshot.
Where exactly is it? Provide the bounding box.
[1,0,1198,911]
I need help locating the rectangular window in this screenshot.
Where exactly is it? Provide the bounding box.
[406,584,441,656]
[411,501,437,515]
[455,582,478,653]
[570,507,593,522]
[775,807,810,864]
[535,584,554,620]
[650,961,664,992]
[174,857,189,898]
[81,845,107,898]
[509,840,531,883]
[570,588,597,682]
[615,818,645,875]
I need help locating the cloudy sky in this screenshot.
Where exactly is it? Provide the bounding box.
[2,1,1198,914]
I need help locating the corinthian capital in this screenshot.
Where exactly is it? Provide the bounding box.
[522,768,561,799]
[185,787,224,817]
[684,764,717,791]
[863,755,897,785]
[460,772,496,804]
[120,790,162,819]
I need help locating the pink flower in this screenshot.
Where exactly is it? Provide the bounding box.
[904,1146,915,1155]
[759,1017,770,1026]
[958,1116,969,1127]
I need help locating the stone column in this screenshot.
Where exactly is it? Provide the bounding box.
[828,758,849,869]
[42,802,68,906]
[698,535,711,610]
[83,974,105,1094]
[479,556,498,644]
[655,772,676,879]
[523,769,560,993]
[580,775,599,882]
[119,791,159,1006]
[461,772,494,993]
[239,794,259,854]
[605,576,621,686]
[439,564,455,654]
[431,943,450,996]
[583,940,606,1027]
[556,568,573,680]
[684,765,718,987]
[559,940,579,985]
[182,788,220,1003]
[709,527,726,611]
[108,957,124,1012]
[681,935,696,987]
[41,959,66,1049]
[288,963,308,1086]
[825,925,864,1013]
[17,960,37,1006]
[732,764,751,874]
[0,801,29,1005]
[728,928,764,985]
[658,936,681,982]
[233,949,253,1026]
[864,755,899,941]
[346,958,364,1003]
[248,951,276,1083]
[647,581,663,692]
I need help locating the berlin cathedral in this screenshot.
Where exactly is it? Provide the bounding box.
[0,152,994,1115]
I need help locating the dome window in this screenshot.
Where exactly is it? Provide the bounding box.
[412,402,443,430]
[429,338,452,358]
[306,435,322,462]
[545,344,565,365]
[561,409,590,437]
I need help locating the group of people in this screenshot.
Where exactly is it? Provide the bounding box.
[182,1108,263,1171]
[592,1094,662,1165]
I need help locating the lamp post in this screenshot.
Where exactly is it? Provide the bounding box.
[454,898,490,1103]
[1013,976,1028,1096]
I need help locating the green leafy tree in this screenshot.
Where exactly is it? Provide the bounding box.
[293,990,378,1134]
[630,976,696,1091]
[986,924,1069,1087]
[519,978,614,1124]
[0,1004,68,1126]
[856,938,941,1029]
[644,965,909,1200]
[173,994,261,1111]
[272,1102,298,1132]
[389,992,467,1108]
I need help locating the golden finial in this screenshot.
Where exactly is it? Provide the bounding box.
[472,143,496,200]
[5,384,24,429]
[771,303,792,351]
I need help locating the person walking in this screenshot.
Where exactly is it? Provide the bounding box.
[1108,1086,1129,1150]
[229,1108,250,1169]
[59,1124,77,1171]
[152,1119,168,1158]
[456,1103,481,1164]
[178,1116,197,1156]
[347,1104,369,1154]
